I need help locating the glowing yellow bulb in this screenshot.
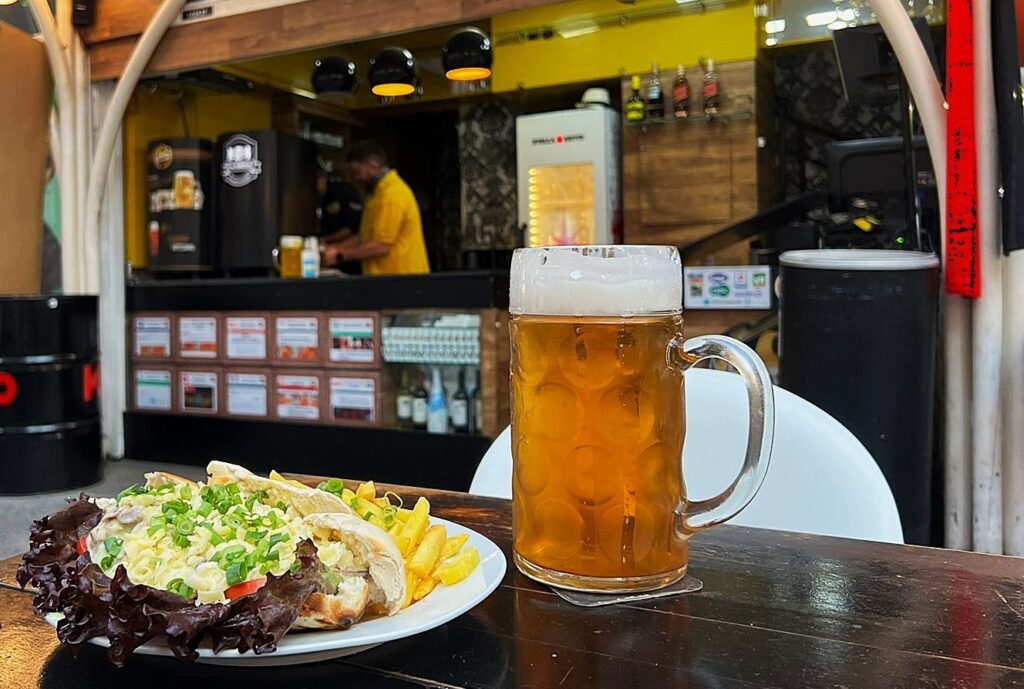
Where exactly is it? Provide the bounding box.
[446,67,492,81]
[371,83,416,97]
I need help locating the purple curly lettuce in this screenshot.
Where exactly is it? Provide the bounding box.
[18,497,328,667]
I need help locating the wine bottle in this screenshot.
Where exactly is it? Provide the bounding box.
[412,371,428,431]
[451,368,470,434]
[396,369,413,429]
[426,367,449,434]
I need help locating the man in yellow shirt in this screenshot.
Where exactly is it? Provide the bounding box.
[323,141,430,275]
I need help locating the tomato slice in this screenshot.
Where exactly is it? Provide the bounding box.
[76,535,88,556]
[225,577,267,601]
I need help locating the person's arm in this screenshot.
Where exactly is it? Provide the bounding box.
[337,240,390,262]
[320,228,355,244]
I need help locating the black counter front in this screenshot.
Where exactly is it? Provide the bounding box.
[125,271,510,491]
[128,271,510,312]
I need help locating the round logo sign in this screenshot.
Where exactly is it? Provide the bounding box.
[152,143,174,170]
[221,134,263,188]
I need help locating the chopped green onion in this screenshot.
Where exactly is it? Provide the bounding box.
[363,511,374,521]
[178,485,193,501]
[175,517,195,535]
[209,531,224,546]
[258,562,273,575]
[146,525,163,537]
[161,499,189,516]
[166,578,195,598]
[223,513,244,530]
[149,515,167,527]
[100,555,114,570]
[269,533,290,547]
[197,501,214,517]
[218,545,246,564]
[226,483,241,496]
[244,552,257,570]
[116,484,147,502]
[225,561,248,586]
[254,540,270,560]
[349,497,360,509]
[276,501,288,512]
[103,537,123,557]
[174,533,191,548]
[244,529,267,543]
[155,483,175,495]
[383,491,404,508]
[317,478,346,499]
[264,549,280,562]
[289,561,301,574]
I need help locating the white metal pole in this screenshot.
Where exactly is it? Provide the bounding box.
[971,0,1005,554]
[28,0,78,293]
[74,35,95,294]
[1004,256,1024,554]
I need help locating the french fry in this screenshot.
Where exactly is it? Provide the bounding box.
[412,576,437,601]
[341,487,357,503]
[356,481,376,500]
[408,524,447,577]
[436,547,480,586]
[402,569,417,609]
[395,534,411,556]
[441,533,469,559]
[396,508,412,523]
[352,496,385,522]
[366,513,388,531]
[399,498,430,555]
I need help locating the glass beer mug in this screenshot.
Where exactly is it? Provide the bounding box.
[510,246,774,592]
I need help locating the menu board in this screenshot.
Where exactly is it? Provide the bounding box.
[275,373,321,421]
[226,371,268,417]
[327,374,377,425]
[274,316,321,365]
[179,369,218,414]
[133,316,172,359]
[178,315,219,359]
[225,315,268,361]
[134,369,172,411]
[327,316,377,365]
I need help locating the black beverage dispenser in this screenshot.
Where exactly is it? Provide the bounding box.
[217,130,317,274]
[147,138,216,272]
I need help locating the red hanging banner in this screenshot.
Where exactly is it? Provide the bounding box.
[946,0,981,297]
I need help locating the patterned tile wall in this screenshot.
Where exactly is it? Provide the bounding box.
[457,102,520,251]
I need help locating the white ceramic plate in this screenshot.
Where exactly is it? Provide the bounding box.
[46,517,506,666]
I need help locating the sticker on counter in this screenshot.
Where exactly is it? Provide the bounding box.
[180,370,218,414]
[328,376,376,423]
[135,370,172,411]
[276,374,320,421]
[275,316,320,364]
[683,266,772,310]
[226,372,268,417]
[134,316,172,358]
[225,316,267,360]
[179,316,218,358]
[328,317,376,364]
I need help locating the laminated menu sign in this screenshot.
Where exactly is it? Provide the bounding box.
[276,374,320,421]
[328,316,376,365]
[180,370,218,414]
[135,369,172,411]
[226,371,268,417]
[179,315,218,359]
[275,316,320,364]
[328,375,376,424]
[683,266,772,310]
[225,316,267,360]
[134,316,172,358]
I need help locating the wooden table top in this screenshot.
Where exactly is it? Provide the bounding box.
[3,478,1024,688]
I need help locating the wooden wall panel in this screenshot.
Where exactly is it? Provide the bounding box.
[621,59,763,264]
[87,0,566,82]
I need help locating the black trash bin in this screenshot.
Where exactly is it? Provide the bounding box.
[0,295,102,494]
[778,250,939,545]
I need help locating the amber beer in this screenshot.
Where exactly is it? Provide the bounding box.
[511,313,688,585]
[510,246,773,593]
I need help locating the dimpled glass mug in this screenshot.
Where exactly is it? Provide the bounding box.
[510,246,775,592]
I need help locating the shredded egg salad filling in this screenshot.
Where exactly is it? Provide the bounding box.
[86,482,356,604]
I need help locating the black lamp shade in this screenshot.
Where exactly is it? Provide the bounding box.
[312,56,358,96]
[442,26,493,81]
[369,47,417,97]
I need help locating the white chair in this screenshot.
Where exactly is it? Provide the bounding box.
[470,367,904,544]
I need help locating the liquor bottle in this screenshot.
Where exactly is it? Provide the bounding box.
[427,367,449,434]
[672,65,690,119]
[395,369,413,429]
[471,367,482,434]
[412,371,429,431]
[702,58,721,117]
[646,62,664,119]
[625,75,646,123]
[450,368,470,434]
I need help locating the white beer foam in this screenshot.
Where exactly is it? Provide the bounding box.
[510,246,682,316]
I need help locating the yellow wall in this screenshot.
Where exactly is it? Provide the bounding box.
[123,89,272,268]
[491,0,757,91]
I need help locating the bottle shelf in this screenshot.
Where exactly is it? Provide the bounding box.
[624,110,753,129]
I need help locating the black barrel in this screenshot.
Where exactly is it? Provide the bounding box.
[0,296,102,494]
[778,250,939,545]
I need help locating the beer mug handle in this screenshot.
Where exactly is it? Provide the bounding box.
[668,335,775,532]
